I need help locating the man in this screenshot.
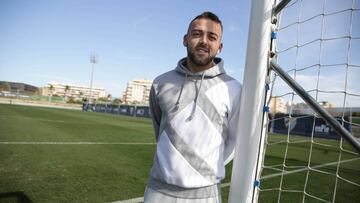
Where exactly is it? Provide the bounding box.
[144,11,242,202]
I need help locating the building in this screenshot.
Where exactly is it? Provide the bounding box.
[269,96,287,114]
[123,79,152,105]
[0,81,39,96]
[319,101,336,109]
[285,101,337,115]
[41,82,107,101]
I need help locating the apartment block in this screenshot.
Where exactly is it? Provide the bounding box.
[123,79,152,105]
[42,82,107,101]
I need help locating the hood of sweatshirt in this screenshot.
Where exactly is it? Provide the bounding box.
[175,57,226,77]
[173,57,226,120]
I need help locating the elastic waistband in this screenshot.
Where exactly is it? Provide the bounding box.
[147,177,221,199]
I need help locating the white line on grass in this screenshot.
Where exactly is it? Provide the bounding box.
[0,142,156,145]
[0,115,96,124]
[0,115,66,123]
[110,157,360,203]
[261,157,360,179]
[111,197,144,203]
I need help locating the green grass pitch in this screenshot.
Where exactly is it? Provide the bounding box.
[0,104,359,202]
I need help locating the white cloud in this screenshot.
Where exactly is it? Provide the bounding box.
[271,72,360,107]
[133,15,152,29]
[227,24,239,32]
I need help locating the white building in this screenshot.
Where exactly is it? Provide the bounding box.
[285,101,337,115]
[269,96,287,114]
[123,79,152,105]
[42,82,107,101]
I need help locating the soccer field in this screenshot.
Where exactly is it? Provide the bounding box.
[260,133,360,202]
[0,104,359,202]
[0,104,157,202]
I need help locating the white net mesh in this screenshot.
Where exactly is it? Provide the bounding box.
[259,0,360,202]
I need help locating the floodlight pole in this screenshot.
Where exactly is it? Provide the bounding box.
[89,53,98,105]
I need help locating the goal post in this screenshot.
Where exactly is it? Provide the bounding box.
[228,0,273,202]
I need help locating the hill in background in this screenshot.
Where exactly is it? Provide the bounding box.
[0,81,39,95]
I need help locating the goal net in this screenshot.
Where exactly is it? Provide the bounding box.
[259,0,360,202]
[229,0,360,202]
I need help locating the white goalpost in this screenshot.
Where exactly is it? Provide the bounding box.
[229,0,360,202]
[228,0,273,202]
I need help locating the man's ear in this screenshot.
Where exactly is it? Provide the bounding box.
[183,34,188,47]
[218,43,223,54]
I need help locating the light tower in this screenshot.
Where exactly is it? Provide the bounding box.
[89,52,98,105]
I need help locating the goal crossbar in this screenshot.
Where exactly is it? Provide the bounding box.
[273,0,292,16]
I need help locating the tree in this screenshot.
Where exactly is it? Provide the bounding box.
[112,98,122,105]
[34,88,40,95]
[78,91,85,102]
[64,85,70,102]
[49,84,54,102]
[0,82,11,92]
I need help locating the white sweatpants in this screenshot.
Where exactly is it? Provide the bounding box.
[143,187,222,203]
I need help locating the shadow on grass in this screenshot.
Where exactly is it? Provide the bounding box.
[0,191,33,203]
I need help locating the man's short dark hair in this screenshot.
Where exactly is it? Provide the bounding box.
[188,11,223,32]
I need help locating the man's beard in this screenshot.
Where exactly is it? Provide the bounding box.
[187,46,216,67]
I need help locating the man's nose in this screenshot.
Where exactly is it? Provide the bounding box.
[199,35,208,44]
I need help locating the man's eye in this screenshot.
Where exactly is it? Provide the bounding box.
[209,36,217,41]
[193,32,201,37]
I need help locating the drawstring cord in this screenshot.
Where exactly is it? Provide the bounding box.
[188,72,205,121]
[174,72,205,121]
[174,74,188,111]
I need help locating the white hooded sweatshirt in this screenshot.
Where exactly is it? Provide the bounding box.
[147,57,242,198]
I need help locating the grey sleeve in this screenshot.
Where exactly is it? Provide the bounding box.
[149,85,162,141]
[224,85,242,165]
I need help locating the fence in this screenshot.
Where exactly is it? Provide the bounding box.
[83,103,151,118]
[268,114,351,140]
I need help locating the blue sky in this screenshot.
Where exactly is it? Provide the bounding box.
[0,0,251,97]
[1,0,358,107]
[274,0,360,107]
